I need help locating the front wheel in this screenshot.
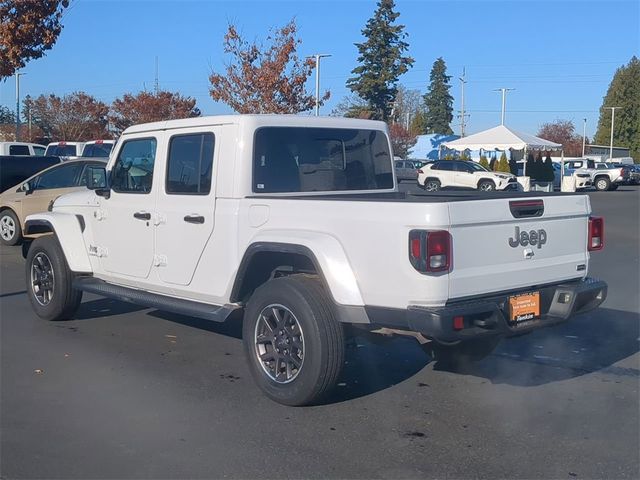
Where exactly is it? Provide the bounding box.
[25,235,82,321]
[243,274,345,406]
[595,177,610,191]
[477,180,496,192]
[0,209,22,246]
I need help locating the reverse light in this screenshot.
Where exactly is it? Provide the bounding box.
[409,230,452,273]
[588,216,604,251]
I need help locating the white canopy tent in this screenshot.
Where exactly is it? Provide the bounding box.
[440,125,563,178]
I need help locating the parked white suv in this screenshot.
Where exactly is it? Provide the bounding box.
[418,160,516,191]
[22,115,607,406]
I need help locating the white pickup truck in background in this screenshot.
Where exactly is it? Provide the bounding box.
[22,115,607,405]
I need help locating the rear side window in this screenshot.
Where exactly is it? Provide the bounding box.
[9,145,30,155]
[166,133,215,195]
[253,127,393,193]
[111,138,157,194]
[433,162,454,171]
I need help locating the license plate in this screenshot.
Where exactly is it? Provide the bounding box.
[508,291,540,324]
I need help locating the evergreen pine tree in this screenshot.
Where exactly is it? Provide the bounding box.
[594,56,640,160]
[347,0,414,121]
[479,155,489,170]
[497,152,510,173]
[423,58,454,134]
[525,153,535,178]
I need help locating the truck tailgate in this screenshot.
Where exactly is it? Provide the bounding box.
[447,195,590,300]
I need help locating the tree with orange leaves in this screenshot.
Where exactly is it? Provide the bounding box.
[209,20,328,114]
[0,0,69,78]
[109,90,200,135]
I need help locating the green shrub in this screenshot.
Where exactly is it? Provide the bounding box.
[479,155,489,170]
[497,152,510,173]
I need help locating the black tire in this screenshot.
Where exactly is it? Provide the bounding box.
[243,274,345,406]
[0,209,22,246]
[477,179,496,192]
[423,179,441,192]
[25,235,82,321]
[594,176,610,191]
[429,336,501,367]
[608,184,619,191]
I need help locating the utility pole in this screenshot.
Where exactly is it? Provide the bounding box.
[493,87,515,125]
[459,68,467,137]
[308,54,331,116]
[154,56,159,94]
[15,72,25,141]
[405,112,412,130]
[582,118,587,157]
[607,107,620,160]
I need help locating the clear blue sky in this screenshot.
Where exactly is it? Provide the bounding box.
[1,0,638,137]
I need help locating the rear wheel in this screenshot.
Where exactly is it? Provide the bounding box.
[25,235,82,321]
[477,180,496,192]
[243,274,345,406]
[595,176,610,191]
[423,179,441,192]
[0,209,22,246]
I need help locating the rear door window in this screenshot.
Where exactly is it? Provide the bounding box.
[166,133,215,195]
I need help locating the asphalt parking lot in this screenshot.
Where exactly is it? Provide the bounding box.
[1,186,639,479]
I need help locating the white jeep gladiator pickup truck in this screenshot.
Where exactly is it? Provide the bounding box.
[22,115,607,406]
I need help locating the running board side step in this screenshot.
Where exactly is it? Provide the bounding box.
[73,277,240,322]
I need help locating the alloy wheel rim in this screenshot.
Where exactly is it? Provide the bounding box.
[0,215,15,241]
[254,304,305,384]
[31,252,55,306]
[425,182,438,191]
[481,183,493,191]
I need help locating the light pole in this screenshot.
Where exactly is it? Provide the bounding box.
[15,72,26,141]
[308,54,331,116]
[606,107,620,160]
[459,68,467,136]
[493,87,514,125]
[582,118,587,157]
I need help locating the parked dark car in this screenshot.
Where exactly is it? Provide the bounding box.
[0,156,61,193]
[624,164,640,185]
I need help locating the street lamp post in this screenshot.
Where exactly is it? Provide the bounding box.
[493,87,515,125]
[15,72,26,141]
[607,107,619,160]
[582,118,587,157]
[308,54,331,116]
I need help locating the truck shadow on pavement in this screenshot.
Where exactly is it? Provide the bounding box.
[433,307,640,387]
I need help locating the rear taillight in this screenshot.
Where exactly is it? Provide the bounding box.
[418,169,424,174]
[409,230,452,273]
[588,216,604,251]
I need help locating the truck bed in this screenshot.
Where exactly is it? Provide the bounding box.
[248,190,579,203]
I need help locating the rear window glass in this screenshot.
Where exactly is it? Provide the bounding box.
[45,145,78,156]
[253,127,393,193]
[9,145,30,155]
[82,143,113,157]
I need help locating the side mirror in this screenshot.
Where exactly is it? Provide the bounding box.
[22,182,33,195]
[85,166,110,198]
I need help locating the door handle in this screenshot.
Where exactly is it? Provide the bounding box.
[183,214,205,224]
[133,211,151,220]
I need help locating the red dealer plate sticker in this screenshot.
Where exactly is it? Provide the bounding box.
[509,292,540,324]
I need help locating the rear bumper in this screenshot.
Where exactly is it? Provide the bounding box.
[365,278,607,343]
